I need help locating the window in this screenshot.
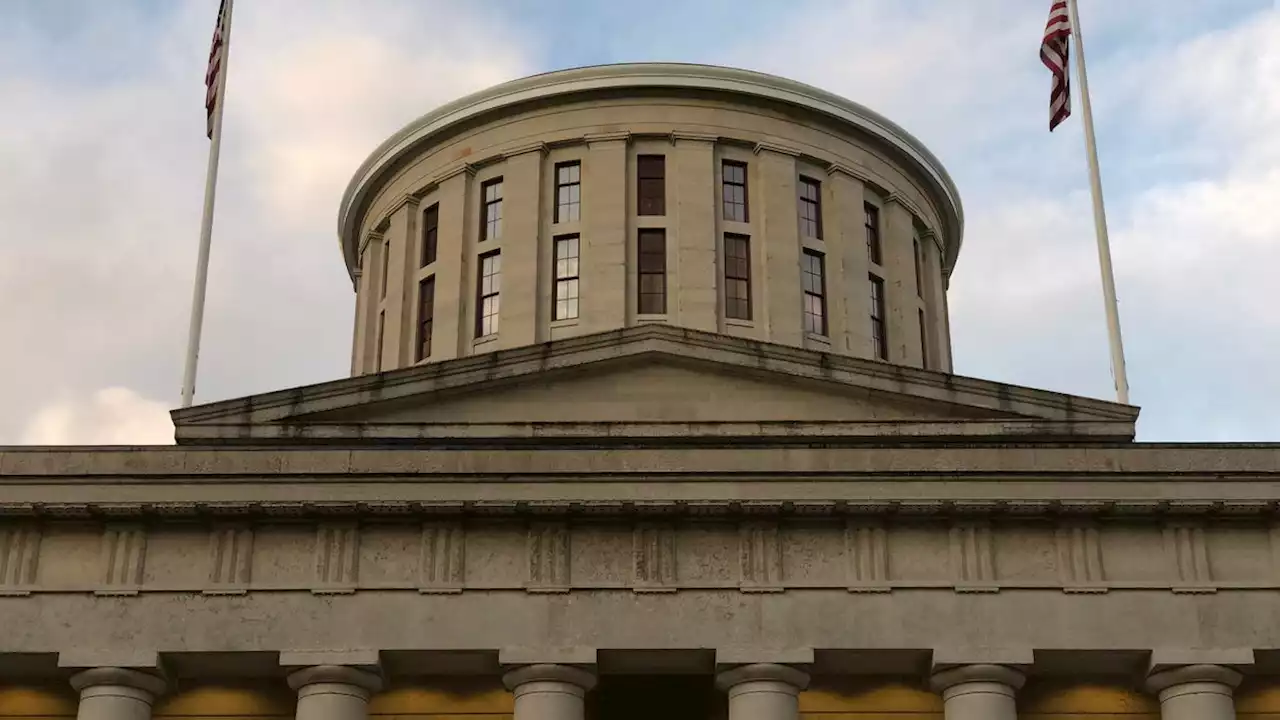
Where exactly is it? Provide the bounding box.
[375,310,385,372]
[918,308,929,368]
[724,233,751,320]
[913,236,923,297]
[802,250,827,335]
[421,203,439,267]
[722,161,748,222]
[554,235,580,320]
[416,276,435,362]
[865,203,881,265]
[379,239,390,299]
[798,177,822,239]
[475,251,501,337]
[554,162,581,223]
[480,178,503,241]
[637,229,666,314]
[870,274,887,360]
[637,155,665,216]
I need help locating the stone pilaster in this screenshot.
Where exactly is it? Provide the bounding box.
[580,134,629,333]
[1146,664,1241,720]
[288,665,383,720]
[498,146,546,349]
[930,664,1024,720]
[882,195,922,367]
[672,134,718,331]
[503,664,597,720]
[70,668,166,720]
[754,145,803,349]
[716,663,809,720]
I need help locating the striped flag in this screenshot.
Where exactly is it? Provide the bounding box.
[1041,0,1072,131]
[205,0,229,138]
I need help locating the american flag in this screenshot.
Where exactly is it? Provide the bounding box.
[205,0,229,138]
[1040,0,1072,131]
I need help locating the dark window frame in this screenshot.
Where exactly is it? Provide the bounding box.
[379,239,390,299]
[475,250,501,338]
[870,274,888,360]
[918,307,929,369]
[480,177,503,242]
[724,233,752,320]
[375,309,385,372]
[722,160,749,222]
[416,275,435,362]
[802,249,827,336]
[553,234,580,321]
[421,203,439,267]
[637,228,667,314]
[865,203,882,266]
[554,161,581,224]
[637,155,666,216]
[798,176,823,239]
[913,236,924,297]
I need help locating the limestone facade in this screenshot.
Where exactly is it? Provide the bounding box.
[4,65,1279,720]
[340,64,960,374]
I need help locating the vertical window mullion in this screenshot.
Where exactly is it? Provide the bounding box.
[724,233,752,320]
[638,155,665,216]
[553,234,581,320]
[638,229,666,314]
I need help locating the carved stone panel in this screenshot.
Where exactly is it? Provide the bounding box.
[419,522,466,593]
[950,523,997,592]
[845,521,889,592]
[0,526,41,595]
[526,522,570,592]
[314,523,360,594]
[206,525,253,594]
[740,522,783,591]
[1056,524,1106,593]
[99,525,146,595]
[632,523,677,591]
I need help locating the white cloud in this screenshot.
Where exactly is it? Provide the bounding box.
[21,388,174,445]
[0,1,538,444]
[720,1,1280,439]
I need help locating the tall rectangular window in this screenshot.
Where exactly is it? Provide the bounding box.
[554,235,580,320]
[475,251,501,337]
[798,177,822,239]
[421,203,439,267]
[480,178,503,241]
[416,276,435,362]
[554,162,581,223]
[918,308,929,368]
[380,240,390,299]
[637,155,665,216]
[802,249,827,335]
[870,274,888,360]
[865,203,881,265]
[375,310,385,371]
[913,236,923,297]
[724,233,752,320]
[637,229,666,314]
[722,161,748,222]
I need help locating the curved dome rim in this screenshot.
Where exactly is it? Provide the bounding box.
[336,62,964,282]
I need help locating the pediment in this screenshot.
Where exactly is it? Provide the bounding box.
[172,325,1137,444]
[302,356,1012,425]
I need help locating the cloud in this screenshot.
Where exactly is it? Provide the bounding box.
[21,387,174,445]
[0,0,538,444]
[718,1,1280,439]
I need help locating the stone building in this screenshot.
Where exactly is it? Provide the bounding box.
[3,63,1280,720]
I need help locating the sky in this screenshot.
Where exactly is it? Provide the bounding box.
[0,0,1277,445]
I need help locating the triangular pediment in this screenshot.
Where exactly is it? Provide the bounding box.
[172,325,1138,445]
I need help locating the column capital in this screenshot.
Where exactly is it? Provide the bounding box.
[715,663,810,693]
[1146,664,1243,695]
[930,664,1026,694]
[70,668,167,697]
[502,664,597,694]
[287,665,384,695]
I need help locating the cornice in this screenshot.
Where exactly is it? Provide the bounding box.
[501,140,549,159]
[753,140,801,157]
[671,131,719,144]
[583,130,631,145]
[384,193,420,218]
[2,498,1278,521]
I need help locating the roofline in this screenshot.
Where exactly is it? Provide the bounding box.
[336,62,965,284]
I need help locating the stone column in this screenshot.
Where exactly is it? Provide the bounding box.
[716,663,810,720]
[288,665,383,720]
[930,664,1024,720]
[1146,664,1241,720]
[503,664,596,720]
[70,668,166,720]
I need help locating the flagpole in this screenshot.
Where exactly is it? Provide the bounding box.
[181,0,235,409]
[1066,0,1130,405]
